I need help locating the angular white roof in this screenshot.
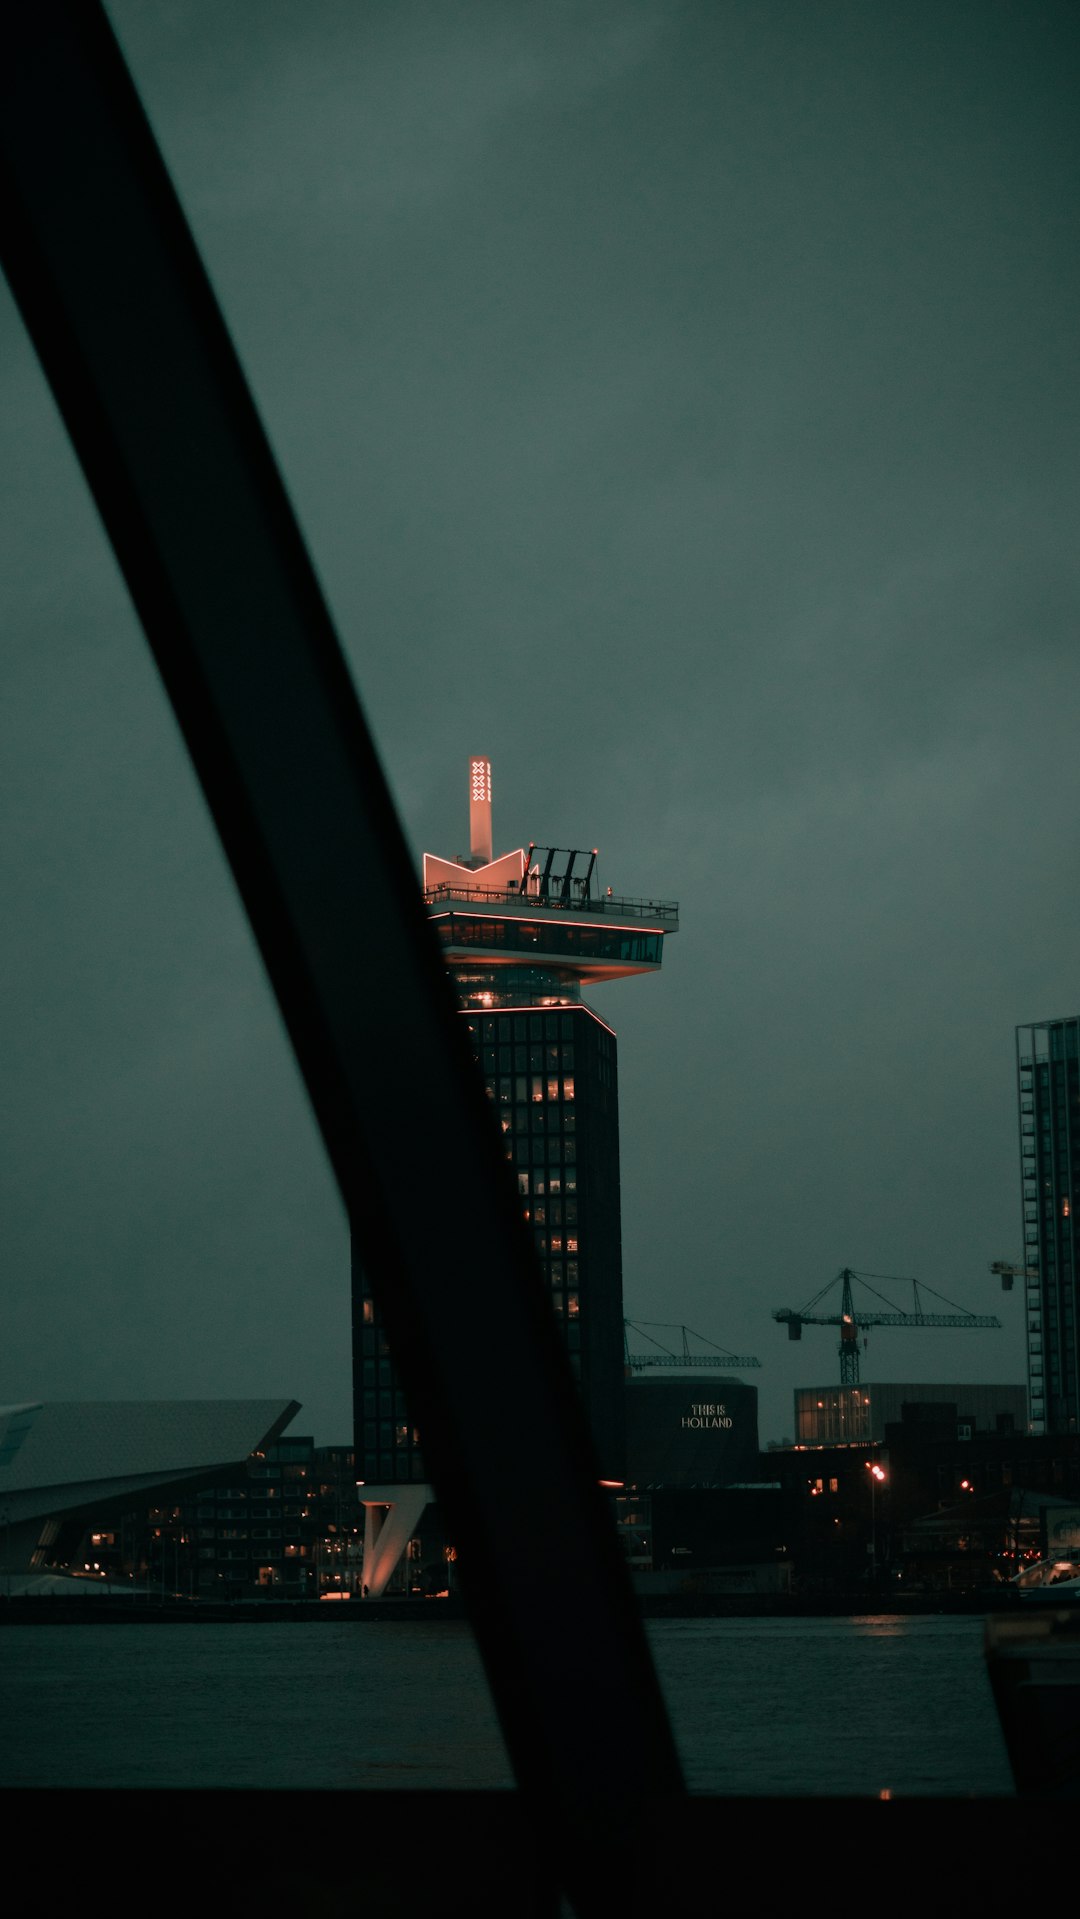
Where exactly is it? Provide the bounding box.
[0,1399,300,1525]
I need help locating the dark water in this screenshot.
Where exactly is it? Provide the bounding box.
[0,1614,1014,1795]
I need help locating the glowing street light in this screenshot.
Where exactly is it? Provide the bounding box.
[866,1460,887,1575]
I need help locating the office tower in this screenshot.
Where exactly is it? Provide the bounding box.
[1016,1017,1080,1434]
[353,759,677,1589]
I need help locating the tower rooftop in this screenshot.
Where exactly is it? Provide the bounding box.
[422,759,678,990]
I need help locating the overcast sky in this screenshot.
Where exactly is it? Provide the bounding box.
[2,1,1078,1446]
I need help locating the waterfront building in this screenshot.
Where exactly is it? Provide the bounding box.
[769,1405,1080,1593]
[184,1436,364,1600]
[0,1411,383,1602]
[353,758,678,1592]
[614,1482,794,1593]
[0,1398,300,1593]
[794,1381,1027,1448]
[1016,1017,1080,1434]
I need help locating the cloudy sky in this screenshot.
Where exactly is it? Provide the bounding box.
[2,1,1078,1446]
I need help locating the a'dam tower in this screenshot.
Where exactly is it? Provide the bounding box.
[353,758,678,1593]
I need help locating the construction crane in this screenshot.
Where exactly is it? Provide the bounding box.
[772,1267,1002,1386]
[623,1320,761,1372]
[989,1259,1039,1294]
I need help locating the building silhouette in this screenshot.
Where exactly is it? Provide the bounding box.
[1017,1017,1080,1434]
[353,758,677,1592]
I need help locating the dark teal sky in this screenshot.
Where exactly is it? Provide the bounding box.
[2,1,1078,1442]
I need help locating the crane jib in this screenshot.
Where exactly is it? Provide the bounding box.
[771,1272,1002,1385]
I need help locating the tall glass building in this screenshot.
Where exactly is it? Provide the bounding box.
[353,759,677,1575]
[1016,1017,1080,1434]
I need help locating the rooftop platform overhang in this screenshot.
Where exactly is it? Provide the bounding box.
[427,894,676,984]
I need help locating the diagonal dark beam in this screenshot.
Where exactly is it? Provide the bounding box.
[0,2,684,1904]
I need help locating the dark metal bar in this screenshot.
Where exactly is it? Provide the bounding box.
[0,3,684,1903]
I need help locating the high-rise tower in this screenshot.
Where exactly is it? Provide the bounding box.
[1016,1017,1080,1434]
[353,760,678,1591]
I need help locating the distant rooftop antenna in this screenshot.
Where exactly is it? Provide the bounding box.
[469,755,492,867]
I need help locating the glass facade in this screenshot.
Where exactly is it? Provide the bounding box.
[1017,1019,1080,1435]
[795,1388,872,1446]
[353,1002,627,1483]
[451,965,582,1009]
[431,911,662,972]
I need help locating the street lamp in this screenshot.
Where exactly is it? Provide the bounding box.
[866,1460,887,1577]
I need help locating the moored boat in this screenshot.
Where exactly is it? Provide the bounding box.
[1012,1555,1080,1602]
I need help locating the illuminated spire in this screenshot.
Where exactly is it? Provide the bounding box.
[469,755,492,868]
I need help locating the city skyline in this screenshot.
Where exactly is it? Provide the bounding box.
[2,3,1078,1446]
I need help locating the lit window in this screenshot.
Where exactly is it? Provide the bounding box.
[563,1077,575,1101]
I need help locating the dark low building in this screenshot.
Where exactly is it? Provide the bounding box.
[614,1482,795,1593]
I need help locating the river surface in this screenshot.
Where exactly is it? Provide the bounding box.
[0,1613,1015,1795]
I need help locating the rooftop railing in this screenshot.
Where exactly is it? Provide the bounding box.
[424,883,679,925]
